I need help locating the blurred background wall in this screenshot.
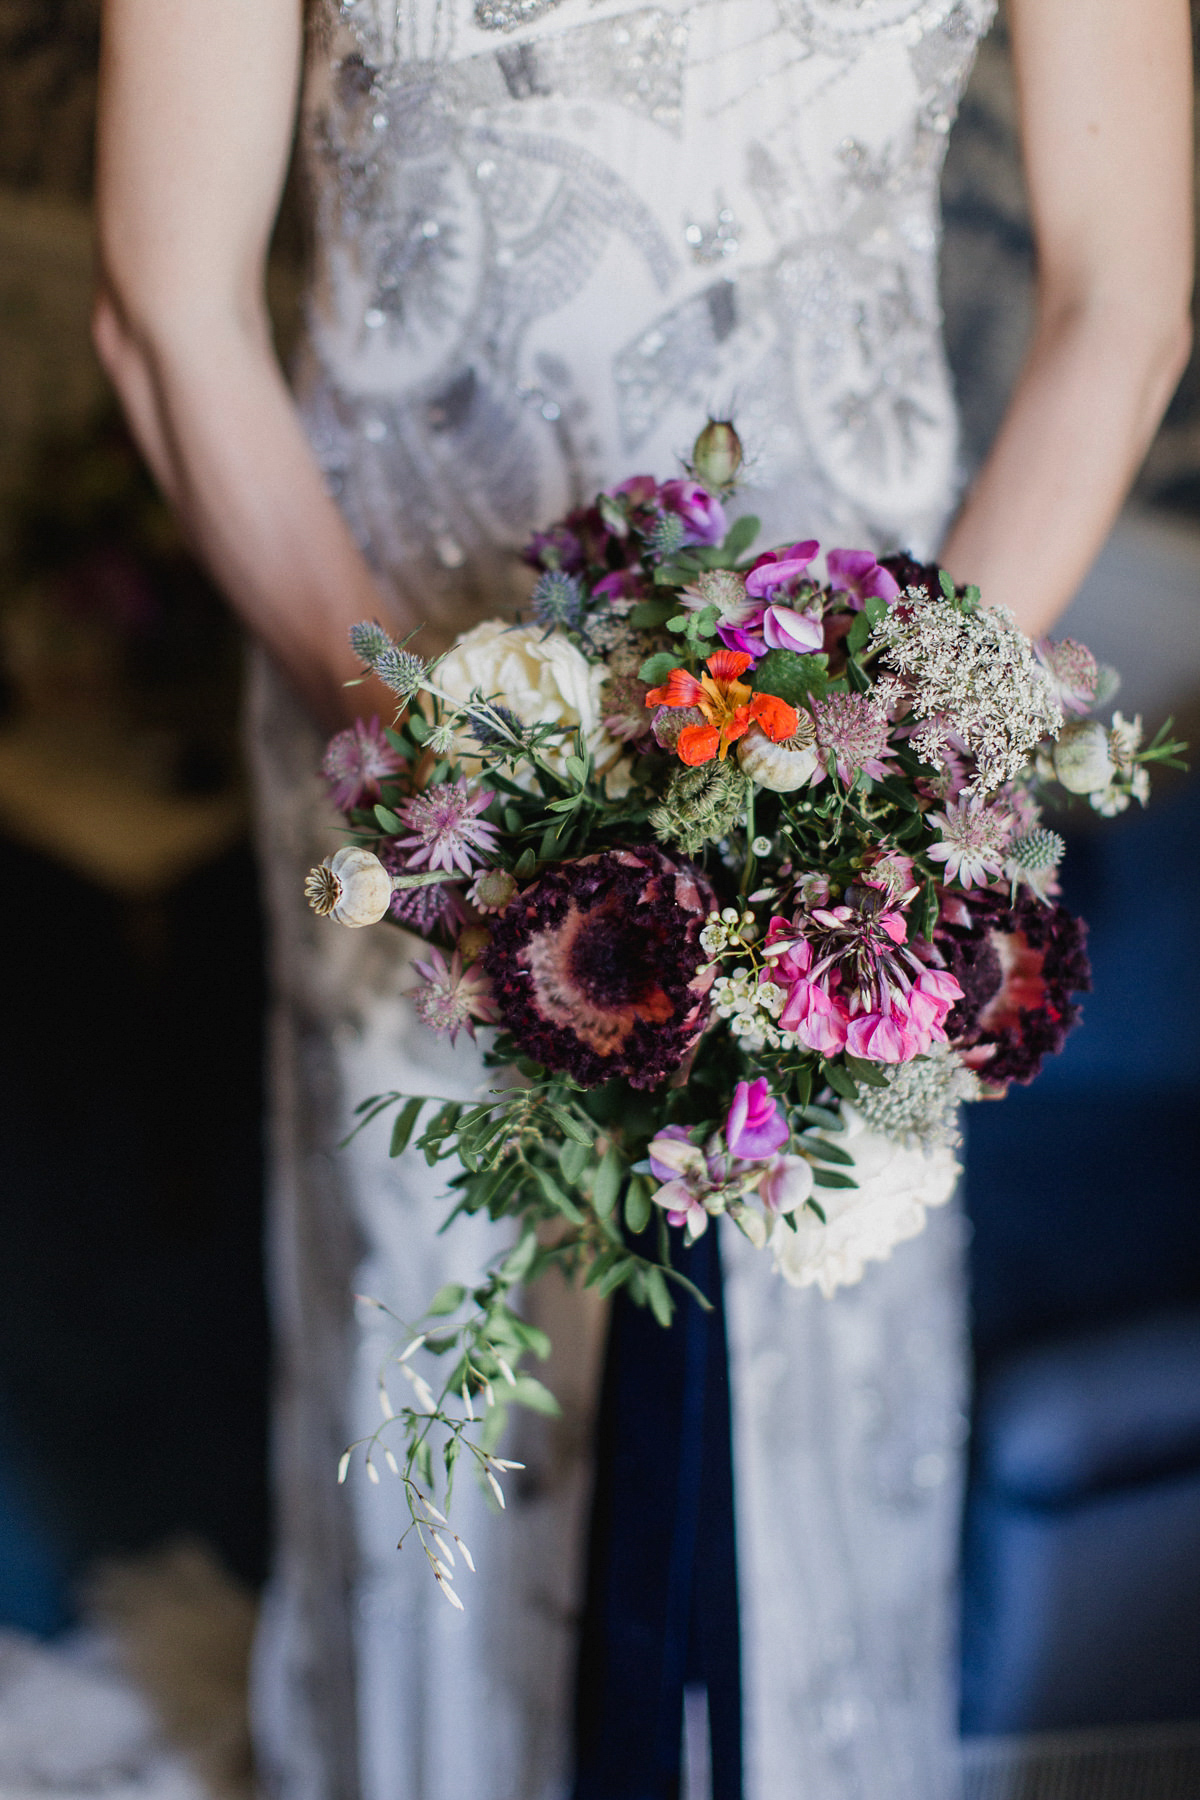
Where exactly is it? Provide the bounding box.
[0,4,1198,1796]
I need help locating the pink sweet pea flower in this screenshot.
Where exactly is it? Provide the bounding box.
[659,479,728,547]
[762,604,825,654]
[648,1124,697,1183]
[725,1078,790,1160]
[845,1003,921,1064]
[778,977,849,1055]
[651,1179,712,1239]
[745,541,820,602]
[825,548,901,611]
[758,1154,814,1216]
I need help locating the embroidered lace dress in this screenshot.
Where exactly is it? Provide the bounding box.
[251,2,993,1795]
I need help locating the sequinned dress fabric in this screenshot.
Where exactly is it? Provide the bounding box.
[250,3,992,1796]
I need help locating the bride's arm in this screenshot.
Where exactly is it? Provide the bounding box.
[940,0,1194,635]
[93,0,403,727]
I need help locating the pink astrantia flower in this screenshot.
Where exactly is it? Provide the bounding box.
[811,693,897,787]
[659,479,728,546]
[1035,637,1099,716]
[396,780,501,876]
[410,947,498,1045]
[825,548,902,611]
[725,1078,790,1160]
[927,794,1012,888]
[321,717,405,814]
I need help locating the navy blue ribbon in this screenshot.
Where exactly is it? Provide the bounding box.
[573,1225,743,1800]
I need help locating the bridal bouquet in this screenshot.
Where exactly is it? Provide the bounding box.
[306,423,1184,1597]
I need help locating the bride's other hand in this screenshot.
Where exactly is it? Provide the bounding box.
[940,0,1194,637]
[93,0,404,730]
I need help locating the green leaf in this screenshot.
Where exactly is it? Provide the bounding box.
[593,1256,636,1298]
[532,1165,584,1222]
[499,1231,539,1283]
[643,1265,674,1328]
[630,598,678,630]
[721,513,760,563]
[938,567,956,600]
[548,1105,593,1146]
[752,649,829,707]
[823,1062,858,1100]
[388,1097,425,1158]
[812,1167,859,1190]
[415,1440,434,1488]
[426,1281,467,1316]
[874,775,920,812]
[374,803,404,834]
[799,1103,843,1132]
[624,1175,652,1234]
[514,849,537,879]
[558,1137,591,1184]
[591,1144,623,1219]
[509,1374,561,1417]
[804,1136,855,1167]
[504,806,523,834]
[384,726,411,754]
[406,713,430,744]
[845,610,872,655]
[864,591,891,626]
[638,651,678,685]
[565,755,589,785]
[843,1053,890,1089]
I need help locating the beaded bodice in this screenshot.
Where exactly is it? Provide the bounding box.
[298,0,995,626]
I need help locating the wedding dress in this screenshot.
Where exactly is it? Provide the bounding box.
[250,2,993,1795]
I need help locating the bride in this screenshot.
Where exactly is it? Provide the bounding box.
[92,1,1191,1795]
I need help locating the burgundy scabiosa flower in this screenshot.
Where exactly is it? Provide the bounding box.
[936,888,1091,1089]
[321,717,405,814]
[483,846,717,1089]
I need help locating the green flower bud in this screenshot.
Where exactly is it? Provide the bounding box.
[689,419,744,492]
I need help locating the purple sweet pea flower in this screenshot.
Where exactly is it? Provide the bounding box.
[594,568,647,602]
[649,1124,695,1183]
[744,540,820,603]
[659,479,728,547]
[725,1078,790,1160]
[762,604,825,654]
[825,548,901,611]
[715,618,767,659]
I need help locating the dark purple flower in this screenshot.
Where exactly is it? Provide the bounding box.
[659,479,728,547]
[378,839,467,935]
[321,717,406,814]
[825,548,901,611]
[936,889,1091,1090]
[483,846,717,1089]
[744,541,820,603]
[593,568,647,603]
[725,1078,789,1159]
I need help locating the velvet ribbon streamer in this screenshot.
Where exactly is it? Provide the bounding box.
[573,1224,743,1800]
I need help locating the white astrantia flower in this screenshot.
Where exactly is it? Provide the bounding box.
[1053,719,1115,794]
[770,1105,960,1297]
[431,619,622,777]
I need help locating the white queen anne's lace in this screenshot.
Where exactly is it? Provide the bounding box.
[870,593,1062,793]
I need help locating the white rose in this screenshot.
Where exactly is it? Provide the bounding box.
[432,620,621,774]
[770,1106,959,1297]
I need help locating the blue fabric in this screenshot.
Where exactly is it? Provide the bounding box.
[573,1225,742,1800]
[976,1310,1200,1505]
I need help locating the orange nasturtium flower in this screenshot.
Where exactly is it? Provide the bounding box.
[646,648,799,766]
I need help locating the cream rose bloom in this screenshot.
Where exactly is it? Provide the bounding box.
[770,1104,959,1297]
[433,620,624,776]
